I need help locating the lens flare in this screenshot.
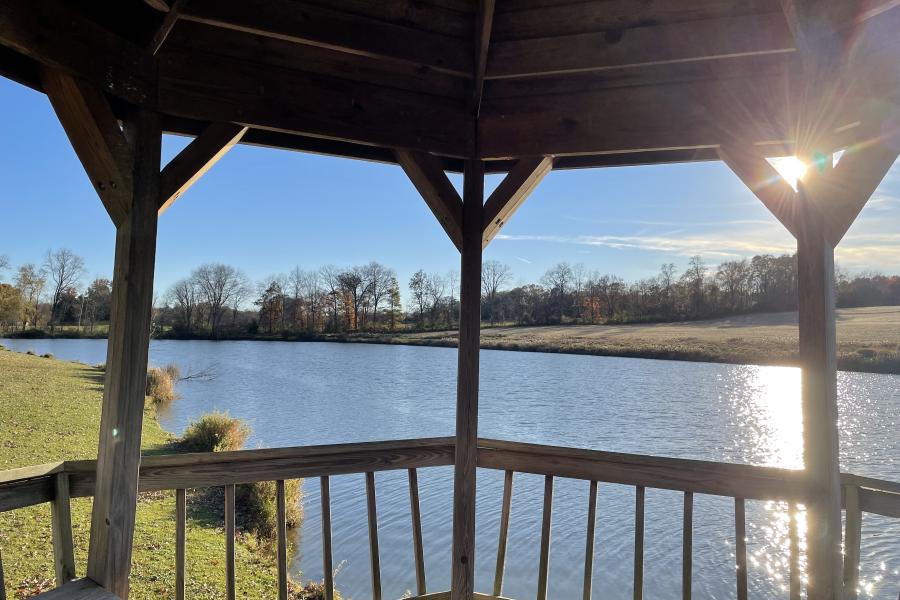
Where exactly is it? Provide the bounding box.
[768,156,808,191]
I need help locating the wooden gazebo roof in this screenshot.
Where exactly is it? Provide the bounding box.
[2,0,897,172]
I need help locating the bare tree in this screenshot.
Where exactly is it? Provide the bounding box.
[230,271,252,327]
[363,261,393,328]
[15,263,46,330]
[0,254,9,281]
[167,278,199,333]
[44,248,84,330]
[192,263,244,335]
[338,267,367,331]
[481,260,511,325]
[320,265,343,332]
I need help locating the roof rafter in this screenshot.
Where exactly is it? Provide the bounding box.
[159,123,249,215]
[471,0,496,117]
[395,150,464,252]
[42,69,134,227]
[482,156,553,248]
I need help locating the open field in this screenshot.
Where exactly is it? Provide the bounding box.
[0,350,285,600]
[353,306,900,373]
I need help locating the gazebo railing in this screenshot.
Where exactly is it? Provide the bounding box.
[0,438,898,600]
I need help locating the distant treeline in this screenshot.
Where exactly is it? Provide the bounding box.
[1,250,899,336]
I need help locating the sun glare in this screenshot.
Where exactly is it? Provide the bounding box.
[769,156,808,192]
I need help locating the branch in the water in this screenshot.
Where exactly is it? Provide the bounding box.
[179,363,218,381]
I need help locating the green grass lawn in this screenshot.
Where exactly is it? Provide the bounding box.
[0,349,285,599]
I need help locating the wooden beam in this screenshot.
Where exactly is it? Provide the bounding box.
[86,110,161,599]
[159,123,248,214]
[157,48,472,158]
[150,0,183,55]
[478,74,795,159]
[42,69,134,228]
[451,160,483,600]
[395,150,464,252]
[0,0,153,104]
[487,12,794,80]
[807,130,900,245]
[482,156,553,248]
[716,144,800,239]
[180,0,471,76]
[795,172,843,600]
[471,0,496,117]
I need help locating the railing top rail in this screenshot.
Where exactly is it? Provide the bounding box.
[0,437,897,517]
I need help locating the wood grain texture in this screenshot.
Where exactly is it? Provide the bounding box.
[583,481,597,600]
[276,481,287,600]
[477,439,810,502]
[843,485,861,600]
[225,484,236,600]
[536,475,553,600]
[471,0,495,116]
[795,175,843,600]
[42,69,134,227]
[51,473,76,585]
[634,486,645,600]
[320,476,334,600]
[86,109,161,599]
[492,470,513,597]
[365,472,382,600]
[682,492,693,600]
[482,156,553,248]
[395,150,464,252]
[408,469,427,596]
[450,160,484,600]
[26,578,118,599]
[734,498,748,600]
[175,489,185,600]
[159,123,248,214]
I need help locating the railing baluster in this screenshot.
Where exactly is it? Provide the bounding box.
[276,480,288,600]
[734,498,748,600]
[176,488,186,600]
[789,503,801,600]
[583,480,598,600]
[843,485,862,600]
[365,472,382,600]
[225,483,236,600]
[1,546,6,600]
[321,476,334,600]
[493,470,514,597]
[408,468,427,595]
[682,492,693,600]
[537,474,554,600]
[50,472,76,585]
[634,485,645,600]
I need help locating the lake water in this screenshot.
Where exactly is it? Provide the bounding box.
[2,338,898,599]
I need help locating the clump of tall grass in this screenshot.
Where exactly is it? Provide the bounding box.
[146,363,180,406]
[180,411,303,539]
[41,353,54,359]
[288,578,342,600]
[181,411,249,452]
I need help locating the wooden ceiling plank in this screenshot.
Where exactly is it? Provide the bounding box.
[395,150,464,252]
[157,48,472,157]
[164,22,469,100]
[0,0,153,104]
[179,0,472,77]
[159,123,249,215]
[150,0,183,55]
[482,156,553,248]
[487,12,794,80]
[716,144,800,239]
[472,0,496,116]
[42,69,134,227]
[297,0,473,39]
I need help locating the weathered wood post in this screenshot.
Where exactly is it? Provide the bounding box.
[86,109,161,598]
[451,159,484,600]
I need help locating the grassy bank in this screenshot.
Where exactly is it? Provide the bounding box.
[0,349,288,599]
[330,306,900,374]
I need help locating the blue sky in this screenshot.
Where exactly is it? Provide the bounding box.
[1,77,898,302]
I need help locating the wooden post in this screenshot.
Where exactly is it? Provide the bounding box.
[86,109,161,598]
[51,472,76,585]
[451,159,484,600]
[796,178,843,600]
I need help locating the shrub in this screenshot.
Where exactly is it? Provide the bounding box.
[25,349,35,355]
[181,411,250,453]
[236,479,303,539]
[146,364,179,406]
[856,347,877,359]
[41,353,53,359]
